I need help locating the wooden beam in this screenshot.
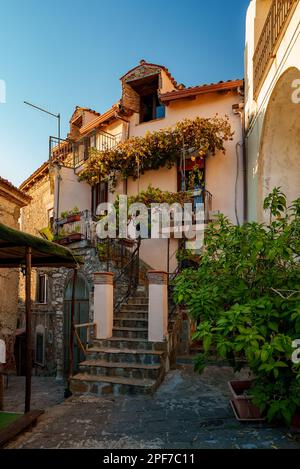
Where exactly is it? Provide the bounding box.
[0,410,44,448]
[25,247,32,413]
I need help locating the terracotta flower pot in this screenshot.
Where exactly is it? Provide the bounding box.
[228,380,265,421]
[67,233,82,242]
[291,413,300,431]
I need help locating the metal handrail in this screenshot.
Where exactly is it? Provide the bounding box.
[74,322,97,356]
[113,238,141,313]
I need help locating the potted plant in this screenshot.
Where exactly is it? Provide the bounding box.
[60,207,81,223]
[66,207,80,223]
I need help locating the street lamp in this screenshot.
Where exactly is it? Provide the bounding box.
[24,101,61,146]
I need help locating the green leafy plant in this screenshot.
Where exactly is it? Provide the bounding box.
[174,188,300,425]
[60,207,80,219]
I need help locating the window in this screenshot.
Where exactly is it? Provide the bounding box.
[128,74,165,124]
[92,181,108,216]
[37,274,48,304]
[35,325,45,366]
[140,93,165,123]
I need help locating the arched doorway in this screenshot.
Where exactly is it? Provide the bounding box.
[63,274,89,376]
[258,67,300,221]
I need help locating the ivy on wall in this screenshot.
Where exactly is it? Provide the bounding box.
[79,115,233,188]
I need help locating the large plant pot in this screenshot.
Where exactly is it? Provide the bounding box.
[228,380,265,421]
[291,413,300,431]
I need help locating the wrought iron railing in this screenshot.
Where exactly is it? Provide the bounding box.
[97,131,122,151]
[112,238,141,313]
[49,136,73,165]
[49,131,122,170]
[168,266,181,320]
[253,0,297,97]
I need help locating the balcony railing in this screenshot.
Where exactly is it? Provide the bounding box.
[49,131,122,170]
[54,210,92,245]
[253,0,297,97]
[97,131,122,152]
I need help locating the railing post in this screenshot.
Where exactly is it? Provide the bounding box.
[147,271,168,343]
[93,272,114,339]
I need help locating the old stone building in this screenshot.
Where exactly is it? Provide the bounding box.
[0,176,31,369]
[19,60,244,388]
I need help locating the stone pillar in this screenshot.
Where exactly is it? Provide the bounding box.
[147,271,168,343]
[93,272,114,339]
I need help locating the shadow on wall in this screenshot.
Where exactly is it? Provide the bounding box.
[257,67,300,221]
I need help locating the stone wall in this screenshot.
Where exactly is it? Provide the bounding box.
[0,186,28,369]
[21,174,54,236]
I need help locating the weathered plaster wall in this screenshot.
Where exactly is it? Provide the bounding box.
[20,174,54,235]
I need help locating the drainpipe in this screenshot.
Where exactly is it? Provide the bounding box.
[115,113,130,195]
[233,99,247,224]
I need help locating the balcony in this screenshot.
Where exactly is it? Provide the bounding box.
[253,0,297,98]
[49,131,122,170]
[54,210,92,246]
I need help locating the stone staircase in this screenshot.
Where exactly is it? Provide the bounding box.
[70,287,168,396]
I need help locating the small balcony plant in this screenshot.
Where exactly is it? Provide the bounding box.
[60,207,81,224]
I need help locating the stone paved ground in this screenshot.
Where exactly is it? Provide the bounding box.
[5,366,300,449]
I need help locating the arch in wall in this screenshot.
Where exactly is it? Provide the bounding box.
[257,66,300,221]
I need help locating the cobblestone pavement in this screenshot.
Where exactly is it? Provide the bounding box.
[5,366,300,449]
[3,375,65,412]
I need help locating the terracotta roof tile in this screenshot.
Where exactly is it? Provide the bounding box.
[120,60,181,89]
[0,176,31,204]
[160,79,244,103]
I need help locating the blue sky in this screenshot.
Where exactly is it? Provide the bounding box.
[0,0,249,187]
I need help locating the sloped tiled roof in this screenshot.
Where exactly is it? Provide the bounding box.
[19,161,49,192]
[0,176,31,205]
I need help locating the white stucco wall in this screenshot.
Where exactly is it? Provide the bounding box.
[56,166,91,217]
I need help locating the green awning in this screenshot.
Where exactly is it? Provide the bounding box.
[0,222,83,268]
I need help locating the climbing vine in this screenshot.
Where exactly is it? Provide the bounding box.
[79,115,233,188]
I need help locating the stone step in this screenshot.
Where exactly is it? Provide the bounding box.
[115,311,148,320]
[70,373,157,396]
[112,326,148,339]
[120,303,148,311]
[87,347,164,365]
[93,337,152,350]
[113,318,148,329]
[78,359,162,380]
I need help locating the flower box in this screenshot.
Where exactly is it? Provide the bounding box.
[66,214,81,223]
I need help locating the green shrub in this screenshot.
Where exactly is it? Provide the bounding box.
[174,188,300,424]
